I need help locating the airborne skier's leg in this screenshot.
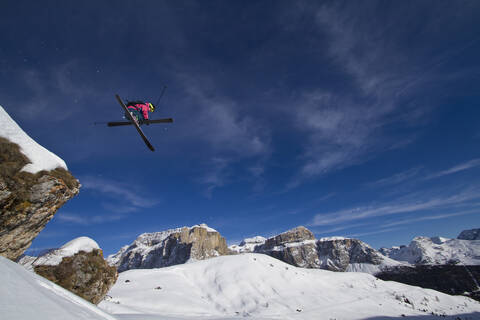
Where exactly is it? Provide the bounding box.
[125,108,141,122]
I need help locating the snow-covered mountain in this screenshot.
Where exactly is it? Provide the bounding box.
[380,235,480,265]
[99,253,480,320]
[0,255,116,320]
[229,226,401,274]
[108,224,229,272]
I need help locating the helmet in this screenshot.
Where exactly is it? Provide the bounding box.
[149,103,155,112]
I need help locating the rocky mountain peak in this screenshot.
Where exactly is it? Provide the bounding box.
[262,226,315,248]
[458,228,480,240]
[316,237,391,272]
[249,226,396,273]
[108,224,229,272]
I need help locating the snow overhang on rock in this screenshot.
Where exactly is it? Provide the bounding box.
[0,106,67,173]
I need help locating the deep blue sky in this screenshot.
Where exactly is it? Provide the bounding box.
[1,1,480,256]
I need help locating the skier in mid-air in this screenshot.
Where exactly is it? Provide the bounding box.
[105,94,173,152]
[125,101,156,123]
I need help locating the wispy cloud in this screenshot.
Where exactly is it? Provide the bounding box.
[312,222,369,236]
[80,176,160,208]
[56,212,127,225]
[172,73,272,195]
[12,61,98,122]
[381,209,479,228]
[309,187,480,227]
[101,202,139,214]
[288,2,475,187]
[365,167,423,188]
[424,158,480,180]
[346,227,403,238]
[200,157,231,198]
[178,74,271,158]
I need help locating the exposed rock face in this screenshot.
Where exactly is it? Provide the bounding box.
[316,238,385,272]
[108,224,230,272]
[458,228,480,240]
[19,237,118,305]
[255,227,320,268]
[0,137,79,261]
[263,226,315,247]
[247,227,398,273]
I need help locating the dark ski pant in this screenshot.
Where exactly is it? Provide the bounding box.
[126,108,144,122]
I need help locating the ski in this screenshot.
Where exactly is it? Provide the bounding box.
[115,94,155,151]
[107,118,174,127]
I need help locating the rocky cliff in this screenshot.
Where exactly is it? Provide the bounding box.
[19,237,118,304]
[250,226,398,273]
[254,226,321,268]
[0,107,80,261]
[108,224,230,272]
[316,237,390,272]
[458,228,480,240]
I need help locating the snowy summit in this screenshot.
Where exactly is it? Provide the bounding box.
[0,105,67,173]
[22,237,100,269]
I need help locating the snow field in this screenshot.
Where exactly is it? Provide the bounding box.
[99,253,480,320]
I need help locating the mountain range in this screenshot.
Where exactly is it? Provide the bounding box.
[1,104,479,319]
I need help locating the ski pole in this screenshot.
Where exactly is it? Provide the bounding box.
[155,85,167,106]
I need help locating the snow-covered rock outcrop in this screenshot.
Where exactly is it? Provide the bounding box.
[0,106,80,261]
[108,224,230,272]
[0,255,116,320]
[18,237,118,304]
[380,236,480,265]
[99,253,480,319]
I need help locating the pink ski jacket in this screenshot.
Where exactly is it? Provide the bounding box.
[127,103,150,120]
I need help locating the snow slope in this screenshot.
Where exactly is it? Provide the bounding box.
[382,236,480,265]
[99,253,480,320]
[0,105,67,173]
[20,237,100,270]
[0,256,116,320]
